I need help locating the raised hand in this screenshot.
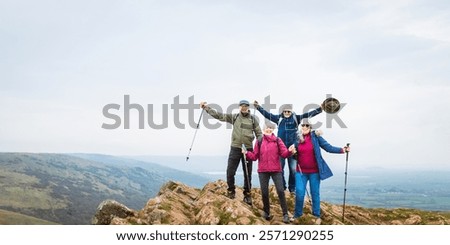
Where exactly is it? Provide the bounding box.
[343,145,351,152]
[253,100,259,108]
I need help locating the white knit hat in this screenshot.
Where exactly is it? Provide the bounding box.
[280,104,293,111]
[265,121,277,129]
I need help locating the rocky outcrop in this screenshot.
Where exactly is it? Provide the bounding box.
[92,200,137,225]
[93,180,450,225]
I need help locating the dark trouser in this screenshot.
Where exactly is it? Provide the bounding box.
[259,172,288,215]
[227,146,253,195]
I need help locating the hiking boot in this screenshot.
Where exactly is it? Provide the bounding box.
[262,212,272,221]
[314,218,322,225]
[227,191,235,199]
[243,195,252,205]
[283,214,290,224]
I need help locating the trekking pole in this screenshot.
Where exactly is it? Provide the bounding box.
[241,144,252,203]
[186,109,204,162]
[342,143,350,223]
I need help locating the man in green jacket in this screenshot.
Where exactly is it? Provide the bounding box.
[200,100,262,205]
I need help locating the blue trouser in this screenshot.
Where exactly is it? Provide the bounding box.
[280,156,297,192]
[294,172,321,218]
[258,172,288,215]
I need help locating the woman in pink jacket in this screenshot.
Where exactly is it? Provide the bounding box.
[243,122,296,223]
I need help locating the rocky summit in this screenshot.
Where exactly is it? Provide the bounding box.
[93,180,450,225]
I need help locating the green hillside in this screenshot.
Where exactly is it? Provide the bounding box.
[0,209,58,225]
[0,153,186,224]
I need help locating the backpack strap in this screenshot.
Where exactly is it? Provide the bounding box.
[257,136,280,153]
[292,112,298,127]
[278,113,299,127]
[250,114,258,130]
[232,113,239,125]
[233,113,258,131]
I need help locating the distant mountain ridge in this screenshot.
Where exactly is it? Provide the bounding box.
[0,152,209,224]
[70,153,211,187]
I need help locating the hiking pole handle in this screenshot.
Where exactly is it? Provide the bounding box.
[345,143,350,161]
[241,144,248,164]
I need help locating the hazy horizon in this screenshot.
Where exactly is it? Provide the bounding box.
[2,151,449,171]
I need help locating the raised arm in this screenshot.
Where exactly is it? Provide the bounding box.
[254,101,280,124]
[200,102,233,123]
[295,107,323,121]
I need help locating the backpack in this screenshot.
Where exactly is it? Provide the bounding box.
[256,136,280,153]
[232,113,258,130]
[233,113,261,150]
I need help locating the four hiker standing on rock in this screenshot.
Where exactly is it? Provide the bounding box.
[199,98,350,223]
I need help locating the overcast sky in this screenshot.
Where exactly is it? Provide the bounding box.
[1,0,449,170]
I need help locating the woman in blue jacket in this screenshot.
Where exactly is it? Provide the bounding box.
[293,119,350,224]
